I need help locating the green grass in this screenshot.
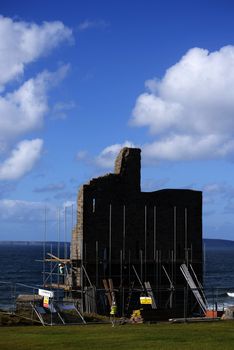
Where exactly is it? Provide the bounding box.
[0,322,234,350]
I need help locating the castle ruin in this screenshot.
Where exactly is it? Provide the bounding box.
[70,147,203,318]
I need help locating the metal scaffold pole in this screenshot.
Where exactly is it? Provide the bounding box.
[185,207,188,266]
[109,203,112,278]
[43,206,47,286]
[153,205,157,286]
[144,205,147,281]
[95,241,99,287]
[64,206,67,260]
[123,204,126,262]
[153,205,157,260]
[57,208,60,288]
[140,249,143,282]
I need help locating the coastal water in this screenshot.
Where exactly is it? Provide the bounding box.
[204,241,234,309]
[1,240,234,310]
[0,242,69,310]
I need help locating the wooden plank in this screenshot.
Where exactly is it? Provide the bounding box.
[103,279,112,306]
[144,281,157,309]
[44,283,71,291]
[46,253,70,263]
[108,278,116,303]
[44,258,70,263]
[180,264,207,314]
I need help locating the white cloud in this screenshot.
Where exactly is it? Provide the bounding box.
[63,201,76,209]
[51,100,75,120]
[142,134,234,161]
[0,16,73,181]
[0,65,69,147]
[78,19,109,31]
[0,199,61,226]
[0,139,43,180]
[95,141,136,168]
[77,142,137,170]
[0,198,76,226]
[0,15,72,89]
[0,199,44,221]
[133,93,183,134]
[131,45,234,161]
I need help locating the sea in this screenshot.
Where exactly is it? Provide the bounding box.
[0,241,69,310]
[1,239,234,311]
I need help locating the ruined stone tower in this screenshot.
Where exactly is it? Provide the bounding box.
[71,147,203,316]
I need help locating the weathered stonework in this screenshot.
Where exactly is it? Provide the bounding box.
[71,147,203,316]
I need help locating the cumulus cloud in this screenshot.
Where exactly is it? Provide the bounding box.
[0,16,73,181]
[0,15,72,89]
[0,139,43,180]
[95,141,136,168]
[77,142,137,169]
[0,198,45,222]
[0,198,76,223]
[142,134,234,161]
[0,65,69,147]
[0,198,77,240]
[131,45,234,161]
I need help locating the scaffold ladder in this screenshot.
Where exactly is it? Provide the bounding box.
[189,264,208,309]
[180,264,207,314]
[144,281,157,309]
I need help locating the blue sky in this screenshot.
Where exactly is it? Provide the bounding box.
[1,0,234,241]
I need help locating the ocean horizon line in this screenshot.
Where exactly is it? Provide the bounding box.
[0,240,70,245]
[0,238,234,245]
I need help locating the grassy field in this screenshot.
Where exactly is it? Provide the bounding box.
[0,322,234,350]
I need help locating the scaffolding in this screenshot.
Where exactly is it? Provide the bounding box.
[0,203,207,323]
[65,202,206,319]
